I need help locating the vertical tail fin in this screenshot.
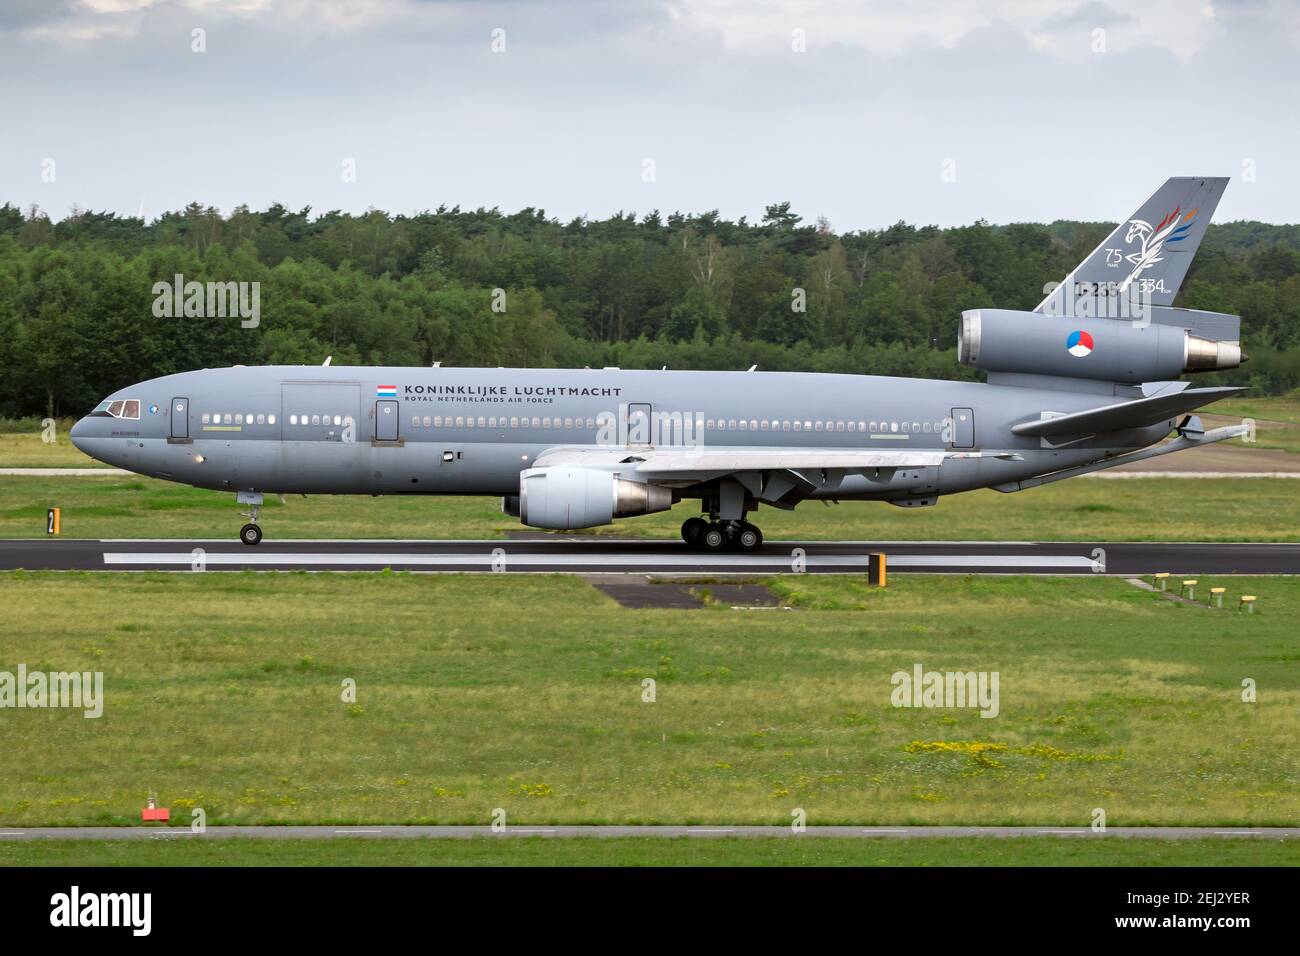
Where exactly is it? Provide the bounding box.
[1037,177,1228,316]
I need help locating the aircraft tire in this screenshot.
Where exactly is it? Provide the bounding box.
[701,523,728,551]
[240,523,263,546]
[681,516,709,546]
[735,523,763,551]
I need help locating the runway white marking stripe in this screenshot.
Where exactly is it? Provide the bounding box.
[0,468,129,476]
[103,551,1096,569]
[889,555,1096,568]
[1089,472,1300,479]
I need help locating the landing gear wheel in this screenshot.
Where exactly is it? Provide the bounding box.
[735,523,763,551]
[701,523,728,551]
[681,516,709,546]
[239,523,263,547]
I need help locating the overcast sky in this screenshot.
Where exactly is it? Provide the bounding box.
[3,0,1298,230]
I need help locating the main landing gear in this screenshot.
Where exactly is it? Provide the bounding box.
[681,516,763,552]
[237,490,264,546]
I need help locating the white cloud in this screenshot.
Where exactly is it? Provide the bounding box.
[1,0,1297,228]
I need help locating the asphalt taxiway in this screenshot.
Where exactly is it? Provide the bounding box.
[1,538,1298,575]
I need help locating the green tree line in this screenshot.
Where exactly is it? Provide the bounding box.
[2,200,1298,418]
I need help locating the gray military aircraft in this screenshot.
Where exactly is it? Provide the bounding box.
[72,177,1249,549]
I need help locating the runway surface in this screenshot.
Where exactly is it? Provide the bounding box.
[1,538,1298,575]
[0,825,1293,841]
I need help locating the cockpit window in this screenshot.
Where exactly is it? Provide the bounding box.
[91,398,141,420]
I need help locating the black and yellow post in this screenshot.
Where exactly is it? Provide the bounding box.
[868,552,886,587]
[46,507,60,535]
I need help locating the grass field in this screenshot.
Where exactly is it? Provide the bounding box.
[0,430,111,468]
[1216,393,1300,427]
[1,572,1295,829]
[1213,393,1300,454]
[4,473,1300,541]
[2,836,1295,867]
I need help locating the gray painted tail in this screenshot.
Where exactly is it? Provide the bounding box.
[1037,177,1229,316]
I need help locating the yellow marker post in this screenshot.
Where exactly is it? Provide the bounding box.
[1240,595,1257,614]
[1181,579,1198,601]
[1210,586,1226,609]
[46,507,60,536]
[869,553,887,587]
[1154,572,1169,591]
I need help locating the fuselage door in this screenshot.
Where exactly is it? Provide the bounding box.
[950,407,975,449]
[171,397,189,439]
[626,403,652,447]
[375,400,399,441]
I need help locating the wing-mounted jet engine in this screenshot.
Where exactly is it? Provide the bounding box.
[519,465,673,530]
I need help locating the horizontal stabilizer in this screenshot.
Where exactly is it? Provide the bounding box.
[1012,386,1245,439]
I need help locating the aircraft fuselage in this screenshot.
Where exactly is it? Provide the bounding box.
[70,364,1169,503]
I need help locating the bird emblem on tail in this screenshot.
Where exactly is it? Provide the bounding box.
[1118,206,1198,293]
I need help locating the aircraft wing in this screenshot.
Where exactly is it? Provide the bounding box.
[1011,386,1245,440]
[532,445,950,510]
[632,449,947,475]
[627,447,948,509]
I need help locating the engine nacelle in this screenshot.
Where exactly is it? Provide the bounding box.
[959,309,1241,384]
[518,466,673,530]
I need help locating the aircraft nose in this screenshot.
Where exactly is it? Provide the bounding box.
[69,417,89,452]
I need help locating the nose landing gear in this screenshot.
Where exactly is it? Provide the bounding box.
[237,490,264,546]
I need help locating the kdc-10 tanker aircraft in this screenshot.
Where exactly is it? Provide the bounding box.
[72,177,1248,550]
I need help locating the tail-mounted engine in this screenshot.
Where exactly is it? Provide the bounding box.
[959,309,1241,384]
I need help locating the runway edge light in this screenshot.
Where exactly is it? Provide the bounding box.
[46,507,60,536]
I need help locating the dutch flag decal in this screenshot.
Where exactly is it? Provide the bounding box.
[1066,330,1094,358]
[376,384,397,398]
